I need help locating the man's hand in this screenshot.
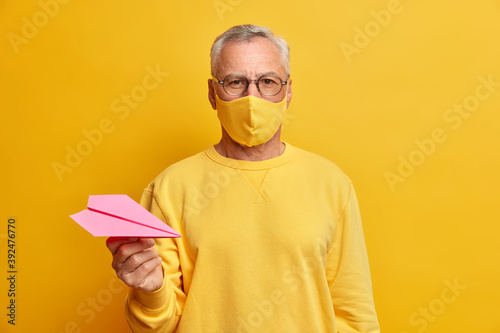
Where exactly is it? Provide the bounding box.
[106,237,164,292]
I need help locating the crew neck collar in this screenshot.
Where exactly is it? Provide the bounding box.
[205,141,293,170]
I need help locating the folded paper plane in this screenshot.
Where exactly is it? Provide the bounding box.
[70,195,181,238]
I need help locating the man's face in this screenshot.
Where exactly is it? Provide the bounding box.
[208,36,292,108]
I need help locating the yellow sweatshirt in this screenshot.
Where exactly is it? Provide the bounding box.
[125,142,380,332]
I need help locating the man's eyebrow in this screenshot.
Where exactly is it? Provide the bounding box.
[225,71,281,78]
[256,71,279,77]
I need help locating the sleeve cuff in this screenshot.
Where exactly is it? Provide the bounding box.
[133,268,171,312]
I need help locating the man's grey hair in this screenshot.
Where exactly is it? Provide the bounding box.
[210,24,290,78]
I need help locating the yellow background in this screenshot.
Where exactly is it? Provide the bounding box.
[2,0,499,332]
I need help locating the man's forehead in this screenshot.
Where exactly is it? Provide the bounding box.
[221,36,277,50]
[216,37,285,76]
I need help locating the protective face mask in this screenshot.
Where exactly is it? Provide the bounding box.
[215,93,287,147]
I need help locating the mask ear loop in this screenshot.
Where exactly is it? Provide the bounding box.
[211,76,224,102]
[282,77,290,103]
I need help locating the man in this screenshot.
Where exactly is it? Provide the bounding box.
[107,24,380,332]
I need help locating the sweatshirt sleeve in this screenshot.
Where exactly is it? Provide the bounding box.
[124,189,187,333]
[326,181,380,333]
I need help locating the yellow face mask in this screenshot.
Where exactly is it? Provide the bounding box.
[215,93,287,147]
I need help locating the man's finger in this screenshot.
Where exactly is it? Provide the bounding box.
[118,247,159,275]
[112,238,156,265]
[121,256,163,290]
[106,237,139,255]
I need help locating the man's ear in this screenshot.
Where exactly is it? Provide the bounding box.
[208,79,217,110]
[286,78,292,108]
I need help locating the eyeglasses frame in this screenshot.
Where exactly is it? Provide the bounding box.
[211,73,290,96]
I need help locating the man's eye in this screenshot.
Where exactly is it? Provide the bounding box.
[260,78,278,86]
[228,80,244,86]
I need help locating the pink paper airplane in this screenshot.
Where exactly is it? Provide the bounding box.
[70,195,181,238]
